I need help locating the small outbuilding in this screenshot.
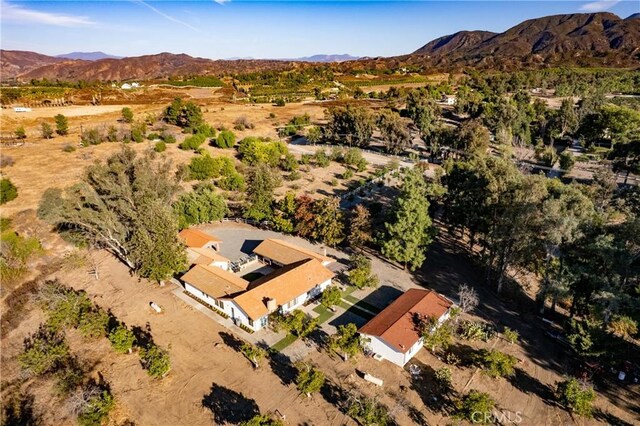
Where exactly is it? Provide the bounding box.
[359,289,453,367]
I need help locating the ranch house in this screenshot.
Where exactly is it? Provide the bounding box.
[181,237,335,332]
[359,289,453,367]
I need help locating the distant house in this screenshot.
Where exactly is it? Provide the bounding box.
[121,83,132,90]
[179,228,222,251]
[359,289,453,367]
[13,107,31,112]
[181,238,335,332]
[441,94,457,106]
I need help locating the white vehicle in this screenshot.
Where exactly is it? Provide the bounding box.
[13,107,32,112]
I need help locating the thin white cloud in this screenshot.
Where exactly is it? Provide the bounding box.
[213,0,231,5]
[580,0,621,12]
[132,0,200,33]
[1,0,94,26]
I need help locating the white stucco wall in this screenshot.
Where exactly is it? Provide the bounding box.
[211,260,229,271]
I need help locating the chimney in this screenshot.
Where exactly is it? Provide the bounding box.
[323,247,327,256]
[266,297,277,312]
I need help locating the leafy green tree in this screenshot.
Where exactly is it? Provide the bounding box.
[347,254,379,289]
[241,342,266,369]
[37,148,186,281]
[556,378,596,417]
[108,324,136,354]
[0,228,42,283]
[474,349,517,378]
[41,122,54,139]
[502,327,519,344]
[0,178,18,204]
[140,344,171,378]
[348,204,372,249]
[215,130,236,148]
[77,389,115,426]
[238,137,288,167]
[163,98,203,129]
[283,310,317,338]
[121,107,134,123]
[80,128,104,145]
[456,390,495,424]
[320,286,342,309]
[329,323,363,360]
[54,114,69,135]
[381,166,434,271]
[406,89,440,139]
[36,281,93,331]
[295,363,325,397]
[324,106,375,147]
[434,367,453,395]
[173,184,229,229]
[420,316,453,353]
[310,197,344,246]
[19,326,70,376]
[377,110,410,155]
[244,163,281,221]
[456,119,490,153]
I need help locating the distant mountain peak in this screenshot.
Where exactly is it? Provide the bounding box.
[56,51,123,61]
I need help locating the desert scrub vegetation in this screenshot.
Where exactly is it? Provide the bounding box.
[140,344,171,378]
[556,377,596,417]
[0,220,43,283]
[0,177,18,204]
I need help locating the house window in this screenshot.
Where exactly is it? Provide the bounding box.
[249,319,254,327]
[260,317,268,327]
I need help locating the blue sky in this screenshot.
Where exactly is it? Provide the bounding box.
[1,1,638,59]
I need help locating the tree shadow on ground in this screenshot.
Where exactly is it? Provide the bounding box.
[218,331,244,353]
[444,342,479,368]
[131,322,154,348]
[387,388,430,426]
[260,343,297,386]
[407,360,458,416]
[593,408,634,426]
[357,285,403,311]
[201,383,260,425]
[320,379,352,413]
[1,390,40,426]
[508,368,557,407]
[306,327,330,352]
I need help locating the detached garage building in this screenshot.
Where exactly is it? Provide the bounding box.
[359,289,453,367]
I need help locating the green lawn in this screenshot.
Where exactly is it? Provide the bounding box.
[313,305,335,325]
[271,334,298,352]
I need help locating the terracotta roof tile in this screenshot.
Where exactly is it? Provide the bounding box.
[253,239,333,266]
[179,228,222,248]
[232,258,335,320]
[359,289,453,353]
[187,247,229,265]
[182,264,248,298]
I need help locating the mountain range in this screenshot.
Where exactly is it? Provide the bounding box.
[1,12,638,82]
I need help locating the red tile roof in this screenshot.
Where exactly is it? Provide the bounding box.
[178,228,222,248]
[358,289,453,353]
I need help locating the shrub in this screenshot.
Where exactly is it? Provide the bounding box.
[41,122,54,139]
[314,149,330,167]
[280,153,298,172]
[121,107,134,123]
[215,130,236,148]
[434,367,453,393]
[108,324,137,354]
[54,114,69,135]
[556,378,596,417]
[288,170,301,181]
[456,390,495,424]
[54,363,84,396]
[81,128,103,146]
[238,137,288,166]
[233,116,254,131]
[241,414,284,426]
[179,133,207,151]
[218,172,245,192]
[163,98,203,129]
[502,327,519,344]
[15,126,26,139]
[274,98,285,107]
[37,282,93,331]
[187,154,236,181]
[559,151,575,172]
[63,144,76,153]
[475,349,517,378]
[154,141,167,153]
[192,123,216,137]
[342,169,354,180]
[131,122,146,143]
[106,126,118,142]
[160,131,176,144]
[330,178,338,187]
[78,309,109,339]
[77,389,115,426]
[0,155,14,168]
[295,363,325,397]
[19,326,70,376]
[347,395,390,426]
[0,178,18,204]
[140,344,171,378]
